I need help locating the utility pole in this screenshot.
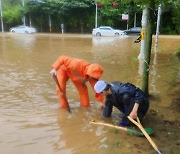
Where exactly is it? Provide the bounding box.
[134,13,136,27]
[49,0,52,32]
[141,4,153,95]
[29,15,32,27]
[49,14,52,32]
[138,8,148,59]
[155,4,162,51]
[138,8,147,88]
[127,18,129,30]
[0,0,4,32]
[22,0,26,25]
[95,2,98,28]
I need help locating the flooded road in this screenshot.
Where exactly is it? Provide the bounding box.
[0,33,179,154]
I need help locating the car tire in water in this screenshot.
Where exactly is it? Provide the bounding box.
[25,31,28,33]
[96,32,101,36]
[11,30,15,33]
[115,33,119,36]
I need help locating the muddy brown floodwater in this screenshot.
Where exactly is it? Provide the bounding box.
[0,33,179,154]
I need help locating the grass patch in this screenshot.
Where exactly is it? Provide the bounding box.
[175,48,180,59]
[110,128,119,134]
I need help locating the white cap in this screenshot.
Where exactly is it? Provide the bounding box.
[94,80,107,93]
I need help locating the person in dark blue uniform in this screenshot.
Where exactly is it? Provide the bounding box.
[94,80,149,127]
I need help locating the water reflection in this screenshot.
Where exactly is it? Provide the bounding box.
[9,33,36,49]
[92,36,127,46]
[55,108,109,153]
[150,47,159,94]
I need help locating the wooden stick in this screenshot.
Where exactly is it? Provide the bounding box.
[90,119,149,136]
[91,120,127,131]
[53,74,71,113]
[128,116,161,154]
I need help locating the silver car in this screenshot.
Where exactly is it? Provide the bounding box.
[9,25,36,34]
[92,26,125,36]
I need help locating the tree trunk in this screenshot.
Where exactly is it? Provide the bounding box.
[80,21,83,33]
[49,14,52,32]
[134,12,136,27]
[0,0,4,32]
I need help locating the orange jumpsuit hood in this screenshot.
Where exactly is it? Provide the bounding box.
[85,64,103,79]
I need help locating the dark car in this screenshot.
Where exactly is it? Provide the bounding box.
[9,25,36,34]
[124,27,141,35]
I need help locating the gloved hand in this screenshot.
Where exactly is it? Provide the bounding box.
[50,68,57,76]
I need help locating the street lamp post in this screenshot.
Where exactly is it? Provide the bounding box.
[0,0,4,32]
[49,14,52,32]
[95,2,97,28]
[22,0,26,25]
[155,4,162,51]
[134,13,136,27]
[49,0,52,32]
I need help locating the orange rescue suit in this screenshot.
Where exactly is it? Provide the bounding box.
[51,55,104,109]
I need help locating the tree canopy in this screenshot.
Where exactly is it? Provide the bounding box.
[0,0,179,34]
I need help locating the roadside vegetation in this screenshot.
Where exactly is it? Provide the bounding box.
[0,0,179,34]
[175,48,180,59]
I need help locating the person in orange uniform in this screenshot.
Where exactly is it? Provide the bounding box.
[50,55,104,109]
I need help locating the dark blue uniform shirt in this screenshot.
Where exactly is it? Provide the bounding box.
[103,81,149,125]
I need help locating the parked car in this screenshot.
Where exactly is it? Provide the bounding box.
[124,27,142,35]
[92,26,125,36]
[9,25,36,34]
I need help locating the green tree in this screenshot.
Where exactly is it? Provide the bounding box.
[1,0,179,33]
[99,0,176,95]
[161,1,180,34]
[57,0,95,33]
[96,0,142,29]
[2,0,23,29]
[24,1,53,31]
[24,0,95,32]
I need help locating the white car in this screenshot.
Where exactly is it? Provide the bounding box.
[92,26,125,36]
[9,25,36,33]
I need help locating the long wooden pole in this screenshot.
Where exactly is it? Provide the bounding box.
[91,120,127,131]
[53,74,71,113]
[128,116,161,154]
[90,119,153,136]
